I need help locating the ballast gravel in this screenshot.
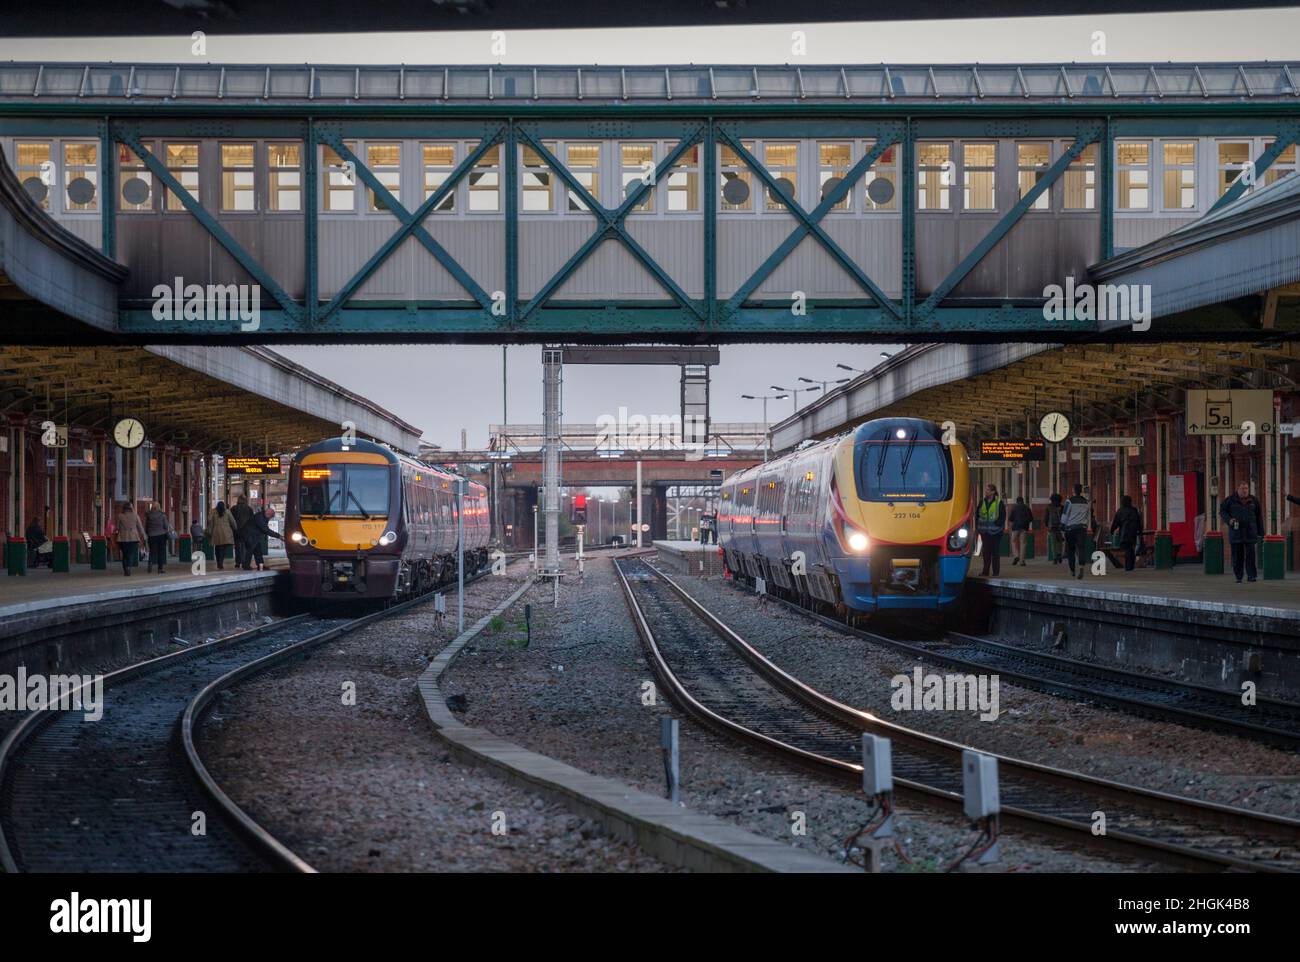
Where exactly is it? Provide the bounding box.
[198,559,676,873]
[444,553,1166,872]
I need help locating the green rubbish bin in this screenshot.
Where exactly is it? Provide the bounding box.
[1203,530,1224,575]
[7,537,26,576]
[999,533,1011,557]
[1024,528,1036,560]
[90,535,108,570]
[1263,535,1285,580]
[52,536,69,572]
[1154,530,1175,569]
[178,533,192,564]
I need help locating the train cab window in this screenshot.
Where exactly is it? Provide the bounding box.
[855,438,952,503]
[1116,141,1151,210]
[164,143,200,210]
[666,144,701,213]
[817,142,852,211]
[220,144,256,212]
[268,144,302,211]
[1016,143,1051,210]
[298,464,390,517]
[621,143,655,212]
[118,145,154,212]
[469,145,500,212]
[916,143,951,210]
[1162,141,1196,210]
[62,143,98,212]
[366,143,402,213]
[422,143,457,211]
[16,142,52,209]
[863,141,897,211]
[763,142,798,212]
[323,142,358,212]
[719,141,754,212]
[962,143,997,211]
[565,142,601,212]
[1064,144,1097,210]
[521,142,554,211]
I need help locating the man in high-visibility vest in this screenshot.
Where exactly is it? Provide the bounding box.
[976,483,1007,577]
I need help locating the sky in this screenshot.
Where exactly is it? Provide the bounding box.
[7,7,1292,447]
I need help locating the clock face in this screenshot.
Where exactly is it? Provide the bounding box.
[114,418,145,450]
[1039,412,1071,444]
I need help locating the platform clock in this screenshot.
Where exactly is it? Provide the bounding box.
[1038,412,1071,444]
[113,417,146,450]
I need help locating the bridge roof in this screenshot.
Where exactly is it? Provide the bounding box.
[2,62,1298,108]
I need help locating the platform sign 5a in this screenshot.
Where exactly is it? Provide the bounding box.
[225,455,284,476]
[1186,390,1276,435]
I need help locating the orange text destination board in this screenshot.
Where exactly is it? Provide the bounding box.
[225,456,284,476]
[978,439,1046,462]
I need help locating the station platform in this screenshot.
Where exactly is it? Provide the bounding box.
[0,561,288,678]
[968,561,1300,700]
[652,540,724,577]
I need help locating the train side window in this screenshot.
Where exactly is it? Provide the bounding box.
[220,143,256,212]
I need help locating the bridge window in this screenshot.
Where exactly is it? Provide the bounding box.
[365,143,401,213]
[1116,141,1150,210]
[566,142,601,212]
[621,143,655,212]
[719,141,754,211]
[16,142,51,209]
[1016,143,1051,210]
[666,144,700,213]
[421,143,457,212]
[62,142,98,212]
[963,143,997,211]
[267,143,301,212]
[323,143,357,212]
[1261,139,1297,186]
[1217,142,1251,196]
[469,144,500,212]
[864,141,897,211]
[763,142,798,212]
[1162,142,1196,210]
[117,145,153,212]
[1063,145,1096,210]
[916,143,951,210]
[164,143,200,211]
[521,142,554,211]
[817,142,851,211]
[220,144,256,212]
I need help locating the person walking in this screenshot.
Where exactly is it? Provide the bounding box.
[1061,483,1092,579]
[143,501,172,574]
[205,501,238,570]
[1109,494,1144,572]
[25,516,48,569]
[114,501,147,576]
[239,504,284,571]
[1008,496,1033,566]
[975,483,1007,577]
[189,517,205,556]
[230,494,254,568]
[1044,492,1065,564]
[1220,482,1264,583]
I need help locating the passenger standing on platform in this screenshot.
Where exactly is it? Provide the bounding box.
[231,495,254,568]
[190,517,205,553]
[114,502,147,576]
[240,505,284,571]
[1109,495,1144,572]
[975,484,1006,577]
[206,501,237,570]
[1061,483,1092,580]
[1008,496,1033,566]
[144,502,172,574]
[1220,482,1264,583]
[1044,493,1065,564]
[25,516,48,569]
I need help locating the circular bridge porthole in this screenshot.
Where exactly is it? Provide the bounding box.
[867,176,895,205]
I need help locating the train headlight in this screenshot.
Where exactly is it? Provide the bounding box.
[379,530,397,546]
[290,531,305,544]
[947,526,970,551]
[847,531,869,552]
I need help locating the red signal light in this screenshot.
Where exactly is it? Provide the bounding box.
[574,495,587,508]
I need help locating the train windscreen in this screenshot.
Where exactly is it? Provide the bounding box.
[298,464,391,518]
[855,440,952,502]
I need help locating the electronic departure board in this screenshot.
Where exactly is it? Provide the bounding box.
[225,456,284,475]
[978,440,1046,462]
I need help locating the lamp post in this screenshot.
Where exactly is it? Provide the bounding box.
[836,362,869,376]
[772,383,819,414]
[741,392,788,462]
[797,374,851,397]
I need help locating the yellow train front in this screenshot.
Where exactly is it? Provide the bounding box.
[285,437,491,601]
[719,417,972,615]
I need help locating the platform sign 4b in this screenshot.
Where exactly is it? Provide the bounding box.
[1186,390,1276,435]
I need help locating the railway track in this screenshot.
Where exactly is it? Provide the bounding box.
[0,573,496,874]
[615,556,1300,872]
[746,585,1300,750]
